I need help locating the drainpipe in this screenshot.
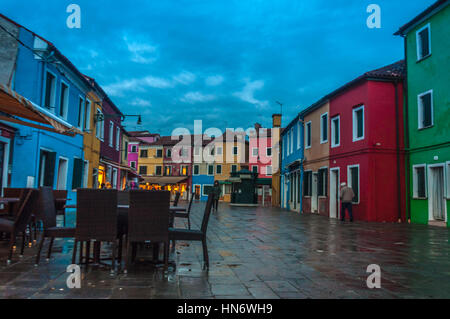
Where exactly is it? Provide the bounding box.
[394,80,402,222]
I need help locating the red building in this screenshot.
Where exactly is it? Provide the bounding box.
[249,123,273,205]
[328,61,406,222]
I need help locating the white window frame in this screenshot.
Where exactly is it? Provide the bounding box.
[412,164,428,199]
[305,121,312,149]
[216,164,222,175]
[194,147,201,156]
[252,165,259,174]
[202,184,213,196]
[297,122,301,149]
[109,121,114,147]
[77,96,85,129]
[416,23,431,61]
[216,146,223,155]
[347,164,360,204]
[331,115,340,148]
[193,164,200,176]
[290,128,294,154]
[130,161,136,169]
[116,126,120,151]
[112,168,118,189]
[252,147,258,157]
[56,156,69,190]
[417,90,434,129]
[131,145,137,153]
[95,108,104,141]
[266,166,273,176]
[106,165,112,183]
[59,80,69,120]
[320,112,328,144]
[352,105,365,142]
[83,160,89,188]
[84,99,91,131]
[207,164,214,176]
[43,69,57,111]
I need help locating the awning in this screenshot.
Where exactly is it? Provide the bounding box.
[0,84,81,136]
[141,176,187,185]
[218,180,232,185]
[256,178,272,186]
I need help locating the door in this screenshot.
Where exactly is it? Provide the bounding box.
[330,169,339,219]
[0,143,4,191]
[311,172,318,213]
[194,185,201,200]
[56,158,68,190]
[430,167,445,221]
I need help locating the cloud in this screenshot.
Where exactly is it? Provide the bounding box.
[130,98,151,107]
[205,75,224,86]
[103,75,174,96]
[173,71,196,85]
[123,34,158,64]
[180,91,217,104]
[233,79,269,108]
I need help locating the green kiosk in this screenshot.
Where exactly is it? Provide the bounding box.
[229,169,258,207]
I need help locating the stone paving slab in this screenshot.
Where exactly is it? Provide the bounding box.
[0,202,449,299]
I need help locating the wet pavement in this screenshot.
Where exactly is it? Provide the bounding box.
[0,202,449,299]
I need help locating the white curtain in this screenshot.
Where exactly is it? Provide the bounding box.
[431,168,445,221]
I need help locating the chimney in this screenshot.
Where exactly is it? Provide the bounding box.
[272,114,281,128]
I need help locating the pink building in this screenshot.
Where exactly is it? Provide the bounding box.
[127,131,160,170]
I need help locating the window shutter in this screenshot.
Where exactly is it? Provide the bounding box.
[72,158,84,189]
[43,151,56,187]
[351,167,359,203]
[422,94,432,127]
[420,29,429,57]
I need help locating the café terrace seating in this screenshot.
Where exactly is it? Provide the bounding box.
[0,188,212,273]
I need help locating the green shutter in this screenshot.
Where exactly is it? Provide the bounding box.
[422,94,432,127]
[43,151,56,187]
[72,158,84,189]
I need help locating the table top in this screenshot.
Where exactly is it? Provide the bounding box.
[0,197,20,204]
[65,204,186,212]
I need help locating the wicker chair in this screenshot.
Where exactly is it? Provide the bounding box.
[0,189,39,264]
[72,189,123,273]
[172,193,195,229]
[172,192,181,206]
[169,193,214,269]
[118,191,129,205]
[2,188,25,217]
[125,190,170,273]
[35,187,75,265]
[53,190,68,226]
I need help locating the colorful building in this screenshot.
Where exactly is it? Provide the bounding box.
[328,61,406,222]
[280,114,303,212]
[271,114,282,207]
[300,100,330,216]
[395,0,450,227]
[192,135,216,201]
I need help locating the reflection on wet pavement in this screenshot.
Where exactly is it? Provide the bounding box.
[0,202,449,299]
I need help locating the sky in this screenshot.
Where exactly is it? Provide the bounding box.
[2,0,434,135]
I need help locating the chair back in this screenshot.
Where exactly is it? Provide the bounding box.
[128,190,170,242]
[15,189,39,232]
[53,190,68,212]
[200,193,215,235]
[186,192,195,215]
[39,187,58,228]
[75,189,118,241]
[3,188,26,217]
[118,191,130,205]
[173,192,181,206]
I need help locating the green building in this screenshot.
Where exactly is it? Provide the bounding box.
[396,0,450,227]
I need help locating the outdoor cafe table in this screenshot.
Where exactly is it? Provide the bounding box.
[0,197,20,205]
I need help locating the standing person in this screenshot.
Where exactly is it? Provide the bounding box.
[340,182,355,222]
[212,181,221,212]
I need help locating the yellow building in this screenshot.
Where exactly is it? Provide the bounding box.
[82,80,102,188]
[212,130,249,202]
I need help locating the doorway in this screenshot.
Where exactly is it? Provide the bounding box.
[56,157,68,190]
[194,185,201,200]
[428,165,446,222]
[330,168,340,219]
[311,172,318,213]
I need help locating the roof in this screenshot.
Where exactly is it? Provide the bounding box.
[148,135,181,146]
[128,131,160,137]
[299,60,405,117]
[395,0,449,36]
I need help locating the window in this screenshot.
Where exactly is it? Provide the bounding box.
[320,113,328,143]
[124,142,128,160]
[318,168,328,197]
[233,146,238,155]
[266,166,272,176]
[216,147,223,155]
[252,148,258,157]
[109,121,114,147]
[286,133,290,156]
[43,71,56,109]
[252,166,258,174]
[116,127,120,151]
[352,106,364,141]
[140,150,148,158]
[84,99,91,131]
[216,165,222,174]
[139,166,147,175]
[59,82,69,118]
[208,165,214,176]
[83,160,89,188]
[297,122,301,149]
[303,171,312,196]
[231,165,238,173]
[155,166,162,176]
[290,128,294,154]
[131,145,137,153]
[418,90,433,129]
[164,166,172,176]
[77,97,84,127]
[167,149,172,158]
[112,168,118,188]
[203,185,214,196]
[130,161,136,169]
[416,24,431,61]
[106,166,112,183]
[193,165,199,175]
[71,157,84,190]
[305,121,312,149]
[156,149,163,158]
[266,147,272,157]
[194,147,201,156]
[95,108,104,140]
[331,116,340,147]
[348,165,360,203]
[181,165,188,176]
[413,165,427,198]
[38,150,56,187]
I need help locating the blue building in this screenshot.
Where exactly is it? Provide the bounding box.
[280,114,304,212]
[192,163,215,201]
[0,14,93,204]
